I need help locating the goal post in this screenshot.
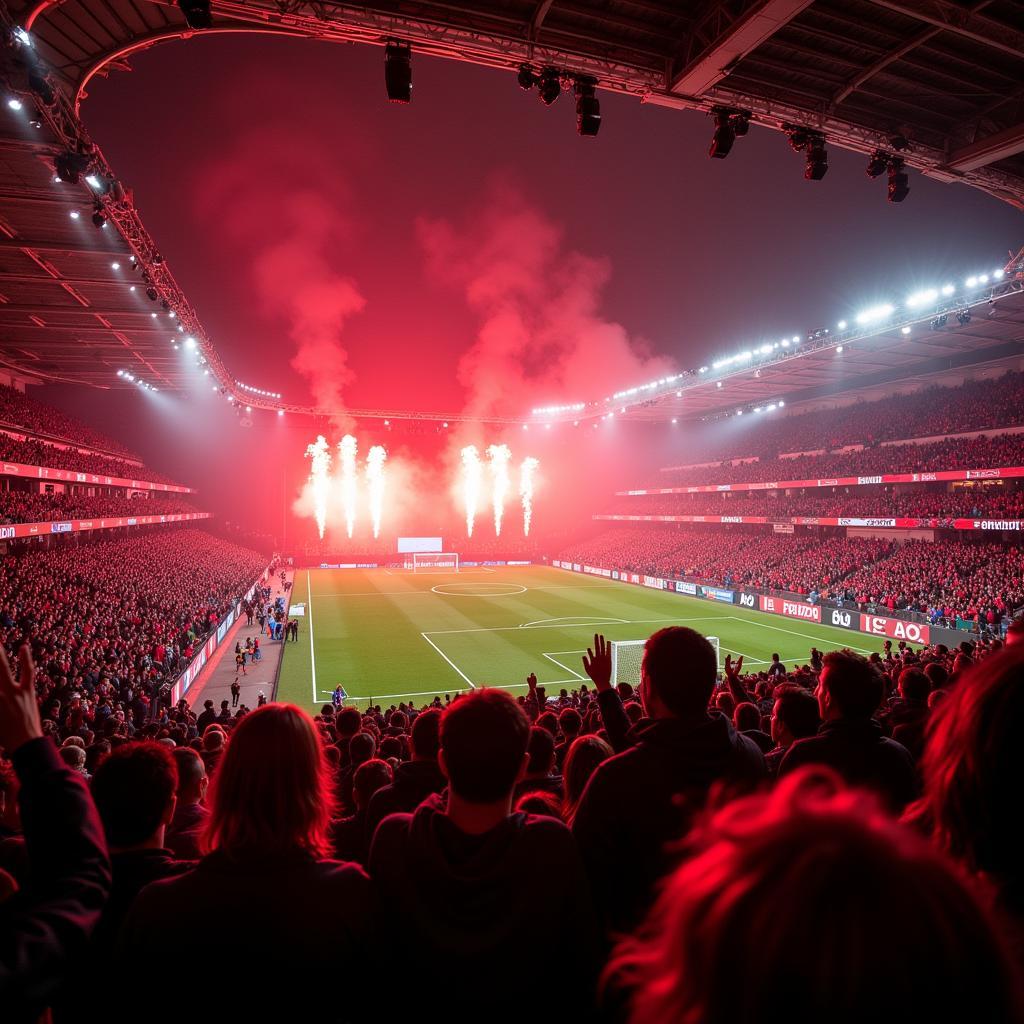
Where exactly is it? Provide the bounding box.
[610,635,720,688]
[410,552,460,572]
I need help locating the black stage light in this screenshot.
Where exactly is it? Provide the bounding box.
[54,150,88,185]
[731,111,750,136]
[887,157,909,203]
[517,65,536,90]
[804,136,828,180]
[786,125,810,152]
[91,206,107,228]
[709,110,735,159]
[146,287,158,302]
[178,0,212,29]
[575,78,600,137]
[538,68,561,105]
[384,41,412,103]
[866,150,888,178]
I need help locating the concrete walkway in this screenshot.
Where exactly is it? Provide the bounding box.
[187,570,296,712]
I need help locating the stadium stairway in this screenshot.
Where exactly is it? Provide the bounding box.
[186,571,295,713]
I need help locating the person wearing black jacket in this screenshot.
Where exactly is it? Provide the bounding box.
[364,708,445,836]
[779,648,916,812]
[0,645,111,1023]
[369,689,599,1022]
[573,630,766,934]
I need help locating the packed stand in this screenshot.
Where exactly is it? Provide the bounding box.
[0,383,137,458]
[0,528,267,745]
[0,432,179,487]
[557,526,1022,629]
[834,539,1024,627]
[665,370,1024,464]
[4,615,1022,1022]
[654,431,1024,488]
[0,492,200,526]
[606,485,1024,520]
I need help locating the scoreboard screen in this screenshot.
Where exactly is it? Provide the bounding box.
[397,537,443,553]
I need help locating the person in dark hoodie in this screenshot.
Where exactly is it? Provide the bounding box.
[364,708,445,836]
[368,689,600,1023]
[573,629,765,934]
[779,649,916,812]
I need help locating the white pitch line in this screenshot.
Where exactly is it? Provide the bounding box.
[519,615,628,629]
[420,632,476,689]
[310,583,624,599]
[340,679,583,704]
[307,570,318,704]
[542,652,586,681]
[423,616,723,637]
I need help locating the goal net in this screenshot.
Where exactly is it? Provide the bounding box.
[410,552,460,572]
[610,636,720,688]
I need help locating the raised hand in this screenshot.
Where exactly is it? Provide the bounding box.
[0,644,42,755]
[582,633,613,693]
[724,653,744,680]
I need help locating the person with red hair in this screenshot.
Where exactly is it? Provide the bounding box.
[607,769,1022,1024]
[116,704,374,1019]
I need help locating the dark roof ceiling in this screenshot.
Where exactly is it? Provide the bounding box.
[0,0,1022,412]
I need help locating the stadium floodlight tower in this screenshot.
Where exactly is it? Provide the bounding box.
[610,636,720,688]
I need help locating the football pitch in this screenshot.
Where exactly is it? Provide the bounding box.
[276,565,898,710]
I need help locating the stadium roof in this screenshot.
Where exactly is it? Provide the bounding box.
[1,0,1023,411]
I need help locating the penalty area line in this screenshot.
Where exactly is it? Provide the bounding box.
[420,632,475,689]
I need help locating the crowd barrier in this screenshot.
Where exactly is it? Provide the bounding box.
[169,570,271,706]
[549,560,967,648]
[2,457,193,492]
[619,464,1024,496]
[0,511,211,541]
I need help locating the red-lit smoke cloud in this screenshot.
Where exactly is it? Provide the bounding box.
[417,181,673,421]
[195,127,364,427]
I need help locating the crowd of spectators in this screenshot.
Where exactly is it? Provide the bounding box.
[668,370,1024,464]
[606,484,1024,520]
[0,528,268,746]
[558,526,1022,629]
[3,617,1021,1021]
[0,492,199,526]
[0,384,137,458]
[654,431,1024,488]
[0,432,178,487]
[834,540,1024,626]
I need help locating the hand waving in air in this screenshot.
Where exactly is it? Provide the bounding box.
[0,644,41,755]
[724,654,744,681]
[582,634,613,693]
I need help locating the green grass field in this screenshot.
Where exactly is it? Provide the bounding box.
[276,565,899,710]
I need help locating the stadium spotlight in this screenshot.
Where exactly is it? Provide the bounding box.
[277,409,284,417]
[54,150,89,185]
[538,68,561,106]
[91,206,107,228]
[709,108,750,159]
[836,346,843,354]
[887,157,909,203]
[574,77,601,137]
[68,210,80,220]
[901,326,911,335]
[709,109,735,159]
[7,97,22,111]
[837,320,847,329]
[384,41,412,103]
[177,0,212,29]
[865,150,889,178]
[517,65,537,90]
[804,135,828,180]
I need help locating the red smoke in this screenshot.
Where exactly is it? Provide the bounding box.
[417,180,673,419]
[195,128,364,428]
